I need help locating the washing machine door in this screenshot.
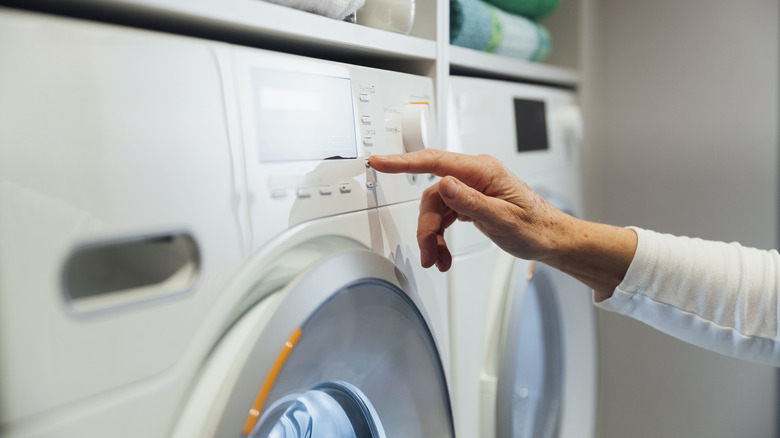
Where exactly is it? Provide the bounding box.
[172,236,454,438]
[496,261,565,438]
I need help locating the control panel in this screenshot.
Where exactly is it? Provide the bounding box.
[230,47,437,250]
[449,76,582,179]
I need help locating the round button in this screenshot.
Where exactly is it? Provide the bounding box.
[401,104,431,152]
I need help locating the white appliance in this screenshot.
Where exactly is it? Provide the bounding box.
[446,76,597,438]
[0,8,452,437]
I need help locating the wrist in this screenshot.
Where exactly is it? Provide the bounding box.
[545,218,638,301]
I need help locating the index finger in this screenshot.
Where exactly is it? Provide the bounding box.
[368,149,494,188]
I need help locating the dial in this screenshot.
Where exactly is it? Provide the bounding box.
[400,103,431,152]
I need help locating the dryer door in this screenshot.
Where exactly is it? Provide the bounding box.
[496,262,565,438]
[172,236,454,438]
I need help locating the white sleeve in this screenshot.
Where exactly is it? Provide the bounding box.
[595,227,780,366]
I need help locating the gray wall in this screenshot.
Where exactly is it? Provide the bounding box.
[581,1,780,437]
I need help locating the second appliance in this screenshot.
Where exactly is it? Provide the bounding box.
[446,76,597,438]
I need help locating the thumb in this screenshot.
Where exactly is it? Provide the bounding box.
[438,176,503,226]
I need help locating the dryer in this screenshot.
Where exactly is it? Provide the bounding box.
[0,8,452,437]
[446,76,597,438]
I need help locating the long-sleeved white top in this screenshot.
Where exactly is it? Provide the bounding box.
[595,227,780,366]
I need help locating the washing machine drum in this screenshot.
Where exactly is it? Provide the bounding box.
[173,238,454,438]
[255,380,380,437]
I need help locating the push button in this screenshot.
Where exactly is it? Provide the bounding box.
[363,137,374,145]
[339,183,352,194]
[296,187,313,198]
[319,186,333,195]
[359,94,371,102]
[361,115,372,125]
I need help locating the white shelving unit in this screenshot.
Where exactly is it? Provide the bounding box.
[447,0,582,85]
[449,46,579,86]
[4,0,582,146]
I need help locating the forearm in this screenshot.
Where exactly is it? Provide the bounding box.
[596,228,780,366]
[543,216,638,302]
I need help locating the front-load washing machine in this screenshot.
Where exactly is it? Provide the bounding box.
[0,8,452,437]
[445,76,597,438]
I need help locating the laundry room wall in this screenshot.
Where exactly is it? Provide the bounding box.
[581,1,780,437]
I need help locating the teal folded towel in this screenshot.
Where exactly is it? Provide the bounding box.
[451,0,551,61]
[450,0,494,51]
[484,0,559,19]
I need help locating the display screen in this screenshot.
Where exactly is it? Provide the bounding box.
[513,98,549,152]
[253,69,358,162]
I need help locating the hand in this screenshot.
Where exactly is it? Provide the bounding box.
[368,149,573,271]
[368,149,637,301]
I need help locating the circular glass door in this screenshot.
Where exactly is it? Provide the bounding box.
[249,278,453,437]
[497,265,565,438]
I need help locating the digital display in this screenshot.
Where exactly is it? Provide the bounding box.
[513,98,549,152]
[253,69,358,162]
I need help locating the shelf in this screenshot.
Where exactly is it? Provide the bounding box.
[186,0,437,60]
[6,0,437,63]
[449,46,580,88]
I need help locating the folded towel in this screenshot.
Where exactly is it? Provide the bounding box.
[450,0,495,51]
[263,0,366,20]
[451,0,551,61]
[484,0,559,19]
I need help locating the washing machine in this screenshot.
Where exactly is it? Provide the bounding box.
[0,8,453,437]
[445,76,597,438]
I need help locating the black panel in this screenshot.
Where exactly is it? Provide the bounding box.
[513,98,549,153]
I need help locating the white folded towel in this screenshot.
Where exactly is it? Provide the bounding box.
[264,0,366,20]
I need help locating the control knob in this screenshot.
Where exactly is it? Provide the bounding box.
[401,103,431,152]
[554,104,583,161]
[555,104,583,145]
